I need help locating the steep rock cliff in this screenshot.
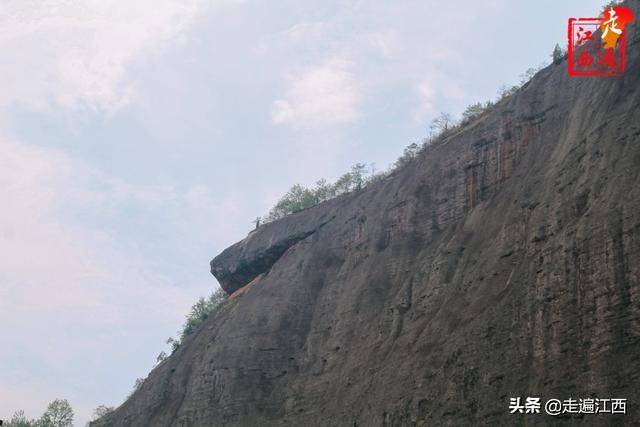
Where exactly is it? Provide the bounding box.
[96,3,640,425]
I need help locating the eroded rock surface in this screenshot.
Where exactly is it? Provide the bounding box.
[96,3,640,425]
[211,203,340,294]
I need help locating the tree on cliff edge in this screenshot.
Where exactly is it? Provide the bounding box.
[551,43,564,63]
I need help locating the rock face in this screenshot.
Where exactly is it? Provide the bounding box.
[96,3,640,426]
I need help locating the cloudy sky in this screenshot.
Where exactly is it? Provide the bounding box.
[0,0,605,424]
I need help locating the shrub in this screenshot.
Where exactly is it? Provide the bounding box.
[92,405,115,421]
[551,43,564,64]
[260,163,378,224]
[127,378,145,398]
[255,52,557,226]
[156,351,167,363]
[37,399,74,427]
[159,288,228,362]
[429,112,454,136]
[182,288,227,337]
[7,410,36,427]
[461,101,493,123]
[498,84,520,100]
[601,0,621,12]
[393,143,420,168]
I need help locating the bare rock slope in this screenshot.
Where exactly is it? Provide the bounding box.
[96,3,640,425]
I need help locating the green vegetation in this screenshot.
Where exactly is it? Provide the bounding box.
[393,143,421,168]
[154,288,228,365]
[551,43,565,64]
[182,289,228,336]
[125,29,608,414]
[38,400,74,427]
[127,377,146,399]
[156,350,168,363]
[496,64,546,103]
[5,410,34,427]
[461,101,494,123]
[259,163,380,224]
[6,399,74,427]
[602,0,622,11]
[429,112,454,136]
[92,405,115,422]
[255,58,552,226]
[497,84,520,99]
[123,289,230,402]
[519,67,540,84]
[139,46,567,403]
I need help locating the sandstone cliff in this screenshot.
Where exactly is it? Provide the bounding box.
[96,2,640,425]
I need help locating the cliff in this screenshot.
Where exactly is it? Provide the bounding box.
[96,3,640,425]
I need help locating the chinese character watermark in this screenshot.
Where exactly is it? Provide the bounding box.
[509,397,541,414]
[509,397,627,416]
[568,6,635,77]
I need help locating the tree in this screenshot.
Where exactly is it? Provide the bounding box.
[519,63,547,85]
[394,143,420,168]
[264,183,318,221]
[8,410,35,427]
[519,68,537,85]
[182,296,212,336]
[364,163,384,184]
[312,178,335,202]
[497,84,519,100]
[350,163,367,191]
[429,112,454,136]
[164,287,228,361]
[208,287,228,308]
[92,405,114,421]
[333,172,355,195]
[551,43,564,64]
[602,0,621,12]
[156,350,167,363]
[252,217,261,229]
[461,102,493,122]
[166,336,179,353]
[258,164,381,224]
[127,378,145,399]
[37,399,74,427]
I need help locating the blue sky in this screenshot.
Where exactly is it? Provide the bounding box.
[0,0,606,424]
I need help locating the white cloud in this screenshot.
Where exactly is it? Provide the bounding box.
[271,57,360,129]
[0,0,225,114]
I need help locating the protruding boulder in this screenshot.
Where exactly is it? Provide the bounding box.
[210,203,339,294]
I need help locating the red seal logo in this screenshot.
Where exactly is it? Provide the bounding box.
[568,6,635,77]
